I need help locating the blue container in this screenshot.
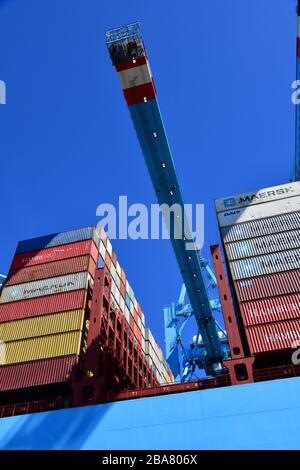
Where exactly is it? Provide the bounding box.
[16,227,100,254]
[125,293,130,309]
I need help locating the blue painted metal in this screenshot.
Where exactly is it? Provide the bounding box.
[106,24,223,374]
[164,256,229,382]
[1,377,300,449]
[0,274,6,289]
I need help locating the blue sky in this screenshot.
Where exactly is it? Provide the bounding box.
[0,0,297,348]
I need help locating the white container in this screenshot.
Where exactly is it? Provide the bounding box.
[221,211,300,244]
[225,230,300,260]
[125,306,130,324]
[120,296,125,313]
[215,181,300,213]
[106,238,112,256]
[217,196,300,227]
[115,273,121,290]
[116,261,121,277]
[230,249,300,280]
[99,241,106,262]
[0,272,92,304]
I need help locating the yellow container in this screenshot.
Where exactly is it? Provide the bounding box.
[0,310,85,342]
[2,331,84,365]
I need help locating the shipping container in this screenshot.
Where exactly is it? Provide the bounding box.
[240,294,300,326]
[230,249,300,280]
[221,212,300,244]
[215,181,300,213]
[0,290,87,322]
[0,272,93,304]
[245,319,300,354]
[16,227,100,254]
[0,355,80,392]
[0,310,86,342]
[234,269,300,303]
[225,230,300,261]
[6,256,96,286]
[1,331,84,365]
[217,196,300,227]
[10,240,99,271]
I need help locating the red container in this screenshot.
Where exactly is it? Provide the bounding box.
[0,356,80,391]
[6,256,96,286]
[240,293,300,326]
[234,269,300,302]
[111,250,117,267]
[246,319,300,354]
[0,290,87,322]
[10,240,99,271]
[120,281,126,298]
[105,252,111,270]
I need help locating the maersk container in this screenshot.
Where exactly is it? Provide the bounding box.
[221,212,300,244]
[15,227,100,254]
[217,196,300,227]
[10,240,99,271]
[0,272,93,304]
[245,319,300,354]
[225,230,300,261]
[0,355,80,391]
[0,290,87,322]
[230,249,300,280]
[234,270,300,302]
[240,294,300,326]
[0,310,86,342]
[6,256,97,286]
[215,181,300,213]
[1,331,84,365]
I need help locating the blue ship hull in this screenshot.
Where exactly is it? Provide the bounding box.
[1,377,300,450]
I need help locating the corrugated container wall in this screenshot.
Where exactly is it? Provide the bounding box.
[15,226,100,254]
[0,356,80,392]
[215,181,300,357]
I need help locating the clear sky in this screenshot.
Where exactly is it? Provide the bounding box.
[0,0,297,348]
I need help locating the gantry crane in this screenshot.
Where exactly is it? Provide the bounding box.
[106,23,227,376]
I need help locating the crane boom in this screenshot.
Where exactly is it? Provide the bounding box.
[106,23,223,374]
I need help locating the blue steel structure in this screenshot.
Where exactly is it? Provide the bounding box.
[0,274,6,289]
[106,23,225,376]
[164,258,229,382]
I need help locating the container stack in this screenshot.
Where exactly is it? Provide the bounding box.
[0,226,173,403]
[0,227,99,393]
[215,181,300,359]
[98,232,174,386]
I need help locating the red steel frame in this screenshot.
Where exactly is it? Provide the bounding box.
[210,245,255,385]
[73,267,155,405]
